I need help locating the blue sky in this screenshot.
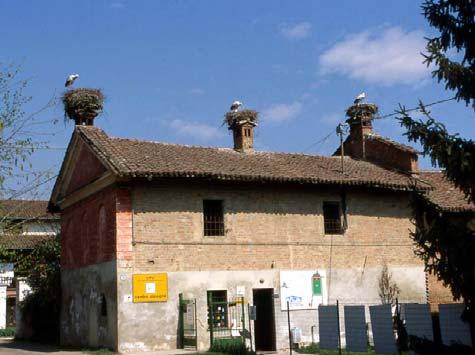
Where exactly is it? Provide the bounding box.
[1,1,474,199]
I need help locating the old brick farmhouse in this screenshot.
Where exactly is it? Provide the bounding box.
[48,103,473,352]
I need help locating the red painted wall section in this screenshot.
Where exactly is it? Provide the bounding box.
[66,143,107,195]
[61,187,132,269]
[116,189,133,261]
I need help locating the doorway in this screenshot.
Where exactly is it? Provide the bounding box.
[253,288,276,351]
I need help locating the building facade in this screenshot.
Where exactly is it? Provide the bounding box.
[49,104,472,352]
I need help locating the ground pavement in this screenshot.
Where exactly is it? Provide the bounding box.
[0,339,289,355]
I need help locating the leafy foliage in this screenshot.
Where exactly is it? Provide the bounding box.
[0,327,15,337]
[0,64,57,199]
[210,338,255,355]
[397,1,475,329]
[409,335,473,355]
[399,103,475,202]
[422,0,475,109]
[9,236,61,343]
[410,195,475,306]
[0,66,35,188]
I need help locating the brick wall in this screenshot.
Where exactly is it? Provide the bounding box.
[427,272,457,310]
[116,188,133,261]
[365,138,417,172]
[130,183,422,272]
[61,187,130,269]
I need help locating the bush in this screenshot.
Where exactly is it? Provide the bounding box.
[209,337,255,355]
[17,236,60,343]
[409,335,473,355]
[0,327,15,337]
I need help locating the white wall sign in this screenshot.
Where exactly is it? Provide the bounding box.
[236,286,245,297]
[280,270,327,310]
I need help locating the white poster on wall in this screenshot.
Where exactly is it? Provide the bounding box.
[280,270,327,310]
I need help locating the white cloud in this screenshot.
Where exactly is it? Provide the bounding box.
[262,101,303,122]
[169,119,224,141]
[280,22,312,40]
[319,27,430,86]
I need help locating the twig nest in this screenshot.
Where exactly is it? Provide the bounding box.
[224,110,258,129]
[62,88,104,122]
[346,103,378,119]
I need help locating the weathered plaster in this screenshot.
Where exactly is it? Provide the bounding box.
[60,260,117,350]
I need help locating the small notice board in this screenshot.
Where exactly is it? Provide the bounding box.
[133,273,168,303]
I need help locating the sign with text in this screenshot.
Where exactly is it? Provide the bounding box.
[133,273,168,303]
[280,270,327,310]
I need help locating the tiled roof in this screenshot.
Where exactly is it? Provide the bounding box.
[76,126,430,191]
[0,234,53,250]
[0,200,58,220]
[419,171,475,212]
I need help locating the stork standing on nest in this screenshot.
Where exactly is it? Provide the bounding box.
[230,100,242,112]
[354,92,365,105]
[65,74,79,87]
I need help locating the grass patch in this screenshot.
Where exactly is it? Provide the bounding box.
[295,343,402,355]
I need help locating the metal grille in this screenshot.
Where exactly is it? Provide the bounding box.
[208,290,228,329]
[204,200,224,236]
[323,202,343,234]
[208,293,249,346]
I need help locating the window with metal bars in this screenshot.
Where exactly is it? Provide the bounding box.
[203,200,224,236]
[323,201,343,234]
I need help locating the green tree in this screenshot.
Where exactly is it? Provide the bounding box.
[397,0,475,339]
[399,0,475,201]
[17,236,61,343]
[0,64,57,198]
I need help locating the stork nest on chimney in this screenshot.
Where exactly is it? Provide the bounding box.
[346,103,378,119]
[62,88,104,122]
[224,110,258,129]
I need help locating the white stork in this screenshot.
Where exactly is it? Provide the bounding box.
[354,92,366,105]
[230,100,242,112]
[65,74,79,87]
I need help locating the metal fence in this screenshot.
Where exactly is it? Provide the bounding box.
[208,296,250,347]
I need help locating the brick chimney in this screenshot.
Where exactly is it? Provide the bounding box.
[338,103,419,173]
[225,110,258,152]
[345,103,378,160]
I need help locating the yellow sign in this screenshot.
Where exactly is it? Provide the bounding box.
[132,273,168,303]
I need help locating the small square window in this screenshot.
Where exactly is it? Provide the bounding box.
[203,200,224,236]
[323,201,343,235]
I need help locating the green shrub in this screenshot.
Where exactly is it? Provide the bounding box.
[0,327,15,337]
[209,337,255,355]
